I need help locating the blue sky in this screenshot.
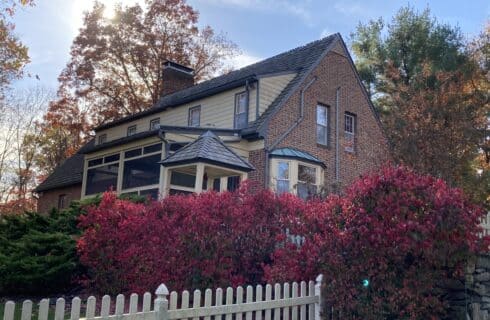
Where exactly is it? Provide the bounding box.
[11,0,490,90]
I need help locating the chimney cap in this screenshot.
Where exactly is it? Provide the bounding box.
[163,61,194,75]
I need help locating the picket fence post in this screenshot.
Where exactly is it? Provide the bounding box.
[155,284,169,320]
[314,275,323,320]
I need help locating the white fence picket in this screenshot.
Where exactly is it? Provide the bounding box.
[3,301,14,320]
[21,300,32,320]
[54,298,65,320]
[1,275,323,320]
[38,299,49,320]
[264,284,272,320]
[255,285,263,320]
[86,296,96,319]
[71,297,81,320]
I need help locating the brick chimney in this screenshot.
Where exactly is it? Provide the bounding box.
[161,61,195,96]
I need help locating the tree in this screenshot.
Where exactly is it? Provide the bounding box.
[0,86,52,214]
[37,0,238,173]
[350,7,489,205]
[0,0,33,98]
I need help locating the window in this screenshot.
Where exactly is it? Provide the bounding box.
[122,154,161,189]
[58,194,67,210]
[85,163,119,195]
[98,134,107,145]
[127,125,137,136]
[276,161,290,194]
[170,171,196,188]
[344,113,356,152]
[234,92,248,129]
[150,118,160,130]
[316,105,328,145]
[227,176,240,192]
[188,106,201,127]
[297,164,317,200]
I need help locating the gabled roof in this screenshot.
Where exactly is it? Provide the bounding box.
[160,131,254,172]
[95,34,340,133]
[34,153,85,193]
[270,147,325,167]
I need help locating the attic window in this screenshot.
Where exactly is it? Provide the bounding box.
[127,125,137,136]
[98,134,107,145]
[150,118,160,130]
[188,106,201,127]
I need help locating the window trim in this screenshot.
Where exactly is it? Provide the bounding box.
[316,104,329,146]
[98,134,107,145]
[234,91,249,129]
[58,194,67,210]
[344,112,356,153]
[270,159,323,198]
[150,118,160,130]
[127,125,137,136]
[188,105,201,127]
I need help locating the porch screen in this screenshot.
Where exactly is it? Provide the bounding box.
[122,154,161,189]
[85,164,119,195]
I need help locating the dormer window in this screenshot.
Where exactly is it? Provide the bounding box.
[127,125,137,136]
[188,106,201,127]
[98,134,107,145]
[150,118,160,130]
[234,92,248,129]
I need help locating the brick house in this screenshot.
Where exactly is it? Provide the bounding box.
[34,33,389,213]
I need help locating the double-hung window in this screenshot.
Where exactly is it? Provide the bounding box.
[188,106,201,127]
[276,161,290,194]
[127,125,137,136]
[344,112,356,152]
[234,92,248,129]
[98,134,107,145]
[150,118,160,130]
[316,105,328,146]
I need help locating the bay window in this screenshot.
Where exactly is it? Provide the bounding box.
[297,164,317,200]
[276,161,290,194]
[271,159,322,199]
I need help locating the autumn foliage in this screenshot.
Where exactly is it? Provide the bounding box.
[77,166,487,318]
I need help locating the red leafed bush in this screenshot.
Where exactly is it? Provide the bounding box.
[264,166,489,319]
[77,183,305,294]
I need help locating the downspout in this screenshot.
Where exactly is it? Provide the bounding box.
[335,87,340,186]
[264,77,317,188]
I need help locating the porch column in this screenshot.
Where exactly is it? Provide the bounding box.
[160,167,171,198]
[194,163,205,193]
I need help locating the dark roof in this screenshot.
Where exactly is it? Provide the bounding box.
[160,131,254,172]
[34,153,85,193]
[270,147,325,167]
[95,34,340,132]
[79,130,159,154]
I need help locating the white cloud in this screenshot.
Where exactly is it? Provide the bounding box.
[225,51,263,70]
[196,0,313,25]
[333,1,373,18]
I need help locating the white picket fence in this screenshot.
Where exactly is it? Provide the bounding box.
[1,275,323,320]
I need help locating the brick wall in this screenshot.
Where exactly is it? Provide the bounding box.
[37,184,82,214]
[261,41,390,192]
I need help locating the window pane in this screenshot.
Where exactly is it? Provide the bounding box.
[236,93,247,114]
[298,165,316,184]
[277,162,289,179]
[297,183,317,200]
[235,113,247,129]
[150,119,160,130]
[88,158,103,167]
[86,164,119,195]
[104,154,120,163]
[345,114,355,134]
[317,124,327,145]
[125,148,142,159]
[169,143,187,153]
[144,143,162,154]
[127,126,136,136]
[277,180,289,194]
[170,171,196,188]
[140,188,159,199]
[213,178,221,191]
[122,154,161,189]
[317,106,327,125]
[227,176,240,191]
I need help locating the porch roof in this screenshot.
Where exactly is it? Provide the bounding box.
[270,147,325,167]
[160,131,255,172]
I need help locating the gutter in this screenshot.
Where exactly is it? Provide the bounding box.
[264,76,317,189]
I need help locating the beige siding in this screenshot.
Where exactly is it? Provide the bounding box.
[97,86,259,143]
[258,72,297,116]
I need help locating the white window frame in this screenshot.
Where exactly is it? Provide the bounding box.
[234,91,248,129]
[127,125,137,136]
[270,159,323,198]
[121,143,163,194]
[188,106,201,127]
[150,118,160,130]
[84,154,121,197]
[98,134,107,145]
[275,161,290,194]
[344,112,356,153]
[316,104,328,146]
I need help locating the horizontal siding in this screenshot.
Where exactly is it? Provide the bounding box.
[258,72,296,116]
[97,86,258,143]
